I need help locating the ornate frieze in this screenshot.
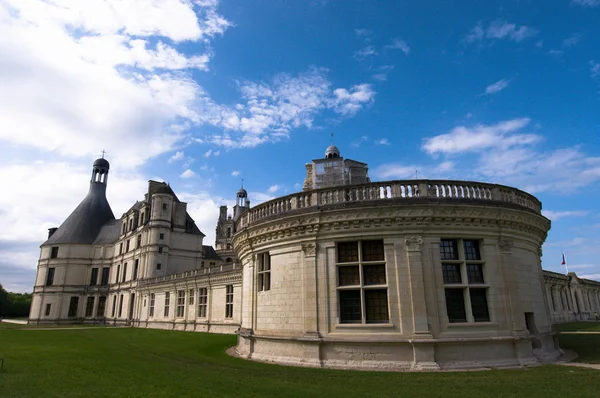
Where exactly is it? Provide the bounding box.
[405,236,424,252]
[301,242,317,257]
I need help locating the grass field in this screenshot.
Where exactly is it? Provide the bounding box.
[0,322,599,398]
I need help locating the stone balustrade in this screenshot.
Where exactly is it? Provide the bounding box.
[137,263,238,286]
[237,179,542,229]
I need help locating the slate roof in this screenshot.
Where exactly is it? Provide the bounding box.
[203,245,223,261]
[93,219,122,245]
[44,182,115,245]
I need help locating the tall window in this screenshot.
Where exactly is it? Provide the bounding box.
[122,263,127,282]
[101,267,110,286]
[198,288,208,318]
[440,239,489,323]
[189,289,195,306]
[90,268,99,286]
[126,240,130,252]
[116,264,121,283]
[46,268,55,286]
[50,246,59,259]
[85,297,95,317]
[133,259,139,280]
[97,296,107,317]
[149,293,155,317]
[176,291,185,317]
[164,292,170,317]
[137,234,142,248]
[111,296,117,317]
[68,296,79,317]
[45,304,51,316]
[159,233,165,240]
[336,240,389,324]
[225,285,234,318]
[158,246,163,254]
[257,252,271,291]
[119,243,123,255]
[118,294,124,317]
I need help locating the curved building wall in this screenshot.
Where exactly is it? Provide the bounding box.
[233,180,561,371]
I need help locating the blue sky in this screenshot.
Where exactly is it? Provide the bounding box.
[1,0,599,292]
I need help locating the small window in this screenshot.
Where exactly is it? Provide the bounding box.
[159,233,164,240]
[257,253,271,291]
[119,243,123,255]
[90,268,99,286]
[97,296,107,317]
[189,289,195,306]
[44,304,51,316]
[162,203,168,211]
[85,297,95,317]
[118,294,124,317]
[157,263,162,270]
[176,291,185,317]
[137,234,142,248]
[68,296,79,317]
[126,240,130,252]
[158,246,163,254]
[149,293,155,317]
[164,292,170,317]
[101,267,110,286]
[133,259,139,280]
[198,288,208,318]
[122,263,127,282]
[50,246,59,259]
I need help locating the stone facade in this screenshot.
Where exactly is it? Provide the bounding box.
[543,271,600,324]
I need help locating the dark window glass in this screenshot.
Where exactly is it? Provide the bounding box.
[111,296,116,317]
[116,264,121,283]
[157,263,162,270]
[46,268,55,286]
[339,290,361,323]
[119,243,123,255]
[133,259,139,280]
[198,288,208,318]
[137,235,142,248]
[365,289,389,323]
[85,297,95,317]
[467,264,484,284]
[338,266,360,286]
[45,304,51,316]
[337,242,358,263]
[445,289,467,323]
[225,285,234,318]
[50,246,59,259]
[126,240,130,252]
[440,239,458,260]
[470,289,490,322]
[442,264,462,284]
[118,295,124,317]
[363,264,386,285]
[463,240,481,260]
[362,240,384,262]
[101,268,110,286]
[122,263,127,282]
[68,296,79,317]
[90,268,99,286]
[159,233,164,240]
[158,246,163,254]
[97,296,107,317]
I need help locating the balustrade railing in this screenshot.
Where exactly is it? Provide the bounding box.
[236,179,542,229]
[137,263,238,286]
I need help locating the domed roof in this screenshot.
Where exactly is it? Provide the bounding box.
[93,158,110,168]
[325,145,340,158]
[237,188,247,197]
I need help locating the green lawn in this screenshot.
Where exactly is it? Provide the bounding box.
[0,326,599,398]
[555,321,600,364]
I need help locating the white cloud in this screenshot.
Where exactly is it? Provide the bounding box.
[350,136,369,148]
[562,34,581,48]
[204,149,213,157]
[267,184,281,193]
[231,170,240,176]
[293,182,301,189]
[385,38,410,54]
[180,169,196,178]
[168,151,185,163]
[542,210,589,221]
[354,46,377,60]
[485,79,510,95]
[572,0,600,6]
[422,118,536,155]
[330,84,375,116]
[371,65,394,82]
[375,138,391,146]
[548,49,564,57]
[591,61,600,78]
[355,28,372,39]
[213,150,220,156]
[465,19,538,43]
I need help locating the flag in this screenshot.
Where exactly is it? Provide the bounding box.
[561,253,566,265]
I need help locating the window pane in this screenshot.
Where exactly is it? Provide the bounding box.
[467,264,484,284]
[445,288,467,323]
[338,242,358,263]
[442,263,462,284]
[363,264,386,285]
[362,240,384,262]
[440,239,458,260]
[463,240,481,260]
[339,290,361,323]
[338,266,360,286]
[365,289,389,323]
[470,289,490,322]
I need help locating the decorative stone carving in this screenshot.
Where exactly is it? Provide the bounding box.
[405,236,423,252]
[301,242,316,257]
[499,239,514,253]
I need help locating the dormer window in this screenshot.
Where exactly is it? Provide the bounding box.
[50,246,59,259]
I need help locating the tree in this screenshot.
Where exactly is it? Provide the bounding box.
[0,283,33,318]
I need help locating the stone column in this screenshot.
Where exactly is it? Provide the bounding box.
[405,236,438,371]
[499,238,527,332]
[301,242,319,337]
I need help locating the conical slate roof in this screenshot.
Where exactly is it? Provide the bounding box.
[44,182,115,245]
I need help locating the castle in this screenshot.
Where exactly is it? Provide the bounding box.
[29,146,600,370]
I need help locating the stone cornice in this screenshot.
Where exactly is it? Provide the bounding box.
[235,205,550,251]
